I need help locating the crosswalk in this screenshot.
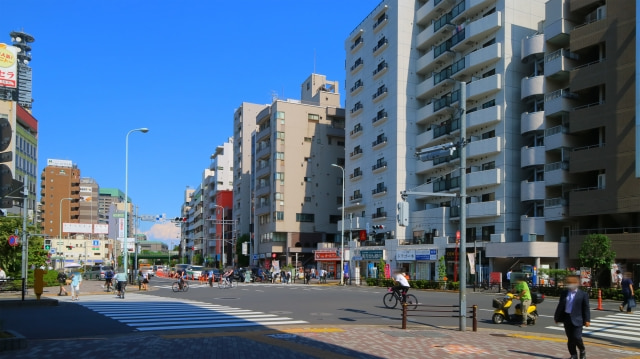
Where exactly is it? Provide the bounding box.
[151,283,211,289]
[71,293,307,331]
[546,312,640,343]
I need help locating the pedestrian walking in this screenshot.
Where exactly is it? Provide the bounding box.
[305,270,311,285]
[615,270,622,289]
[554,274,590,359]
[69,271,82,301]
[56,270,68,296]
[142,271,149,290]
[619,272,635,313]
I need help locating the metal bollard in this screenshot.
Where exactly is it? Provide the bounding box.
[402,302,408,330]
[472,305,478,332]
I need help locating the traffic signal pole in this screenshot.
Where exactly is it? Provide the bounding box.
[20,179,27,301]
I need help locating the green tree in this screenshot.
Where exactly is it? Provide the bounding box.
[438,256,447,280]
[0,217,48,277]
[378,257,386,279]
[193,253,203,265]
[578,234,616,287]
[236,234,250,267]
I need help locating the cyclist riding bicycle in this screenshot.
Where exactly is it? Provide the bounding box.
[222,268,234,285]
[178,271,187,290]
[392,270,410,302]
[104,269,114,290]
[115,270,127,298]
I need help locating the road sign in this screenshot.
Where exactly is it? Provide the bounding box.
[49,249,56,254]
[252,254,259,260]
[57,241,64,245]
[8,235,18,247]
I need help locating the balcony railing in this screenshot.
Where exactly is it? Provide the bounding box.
[350,38,363,50]
[433,118,460,138]
[350,148,364,157]
[373,63,388,76]
[350,193,363,201]
[372,87,388,100]
[545,161,569,172]
[433,176,460,192]
[372,39,388,53]
[350,125,363,136]
[372,161,387,171]
[372,112,388,124]
[350,170,363,179]
[372,136,387,147]
[373,14,388,30]
[372,187,388,195]
[372,211,387,219]
[350,103,363,114]
[350,82,363,93]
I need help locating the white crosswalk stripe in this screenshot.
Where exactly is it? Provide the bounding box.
[151,283,211,289]
[546,312,640,343]
[71,293,307,331]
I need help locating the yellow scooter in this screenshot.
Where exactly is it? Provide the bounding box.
[492,292,544,325]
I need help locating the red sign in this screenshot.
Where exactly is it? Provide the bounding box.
[8,235,18,247]
[359,230,367,241]
[456,230,460,240]
[315,250,340,261]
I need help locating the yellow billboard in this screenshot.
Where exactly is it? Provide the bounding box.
[0,43,18,88]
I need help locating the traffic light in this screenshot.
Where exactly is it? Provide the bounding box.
[359,230,367,241]
[0,115,16,209]
[173,217,187,223]
[397,201,409,227]
[372,225,385,230]
[44,239,51,250]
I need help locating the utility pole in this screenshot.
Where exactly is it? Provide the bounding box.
[458,83,468,332]
[20,179,28,301]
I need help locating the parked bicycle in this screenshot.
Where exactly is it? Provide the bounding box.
[218,277,237,289]
[172,280,189,292]
[383,287,418,309]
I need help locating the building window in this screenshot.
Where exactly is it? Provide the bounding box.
[336,196,342,205]
[275,211,284,221]
[481,225,495,241]
[329,215,341,223]
[274,192,284,200]
[296,213,315,222]
[304,196,311,202]
[482,99,495,109]
[275,131,285,140]
[276,111,285,120]
[275,152,285,160]
[274,172,284,181]
[308,114,320,121]
[304,137,312,142]
[304,177,312,182]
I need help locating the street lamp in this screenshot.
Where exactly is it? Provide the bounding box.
[331,164,345,285]
[59,197,73,269]
[124,127,149,280]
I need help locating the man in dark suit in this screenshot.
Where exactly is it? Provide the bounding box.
[554,274,591,359]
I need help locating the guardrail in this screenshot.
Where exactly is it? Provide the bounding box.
[401,303,478,331]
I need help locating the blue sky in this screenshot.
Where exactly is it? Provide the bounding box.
[3,1,375,242]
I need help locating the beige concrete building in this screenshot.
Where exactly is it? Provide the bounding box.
[252,73,346,268]
[40,159,80,238]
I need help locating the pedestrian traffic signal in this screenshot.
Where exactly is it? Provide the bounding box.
[44,239,51,250]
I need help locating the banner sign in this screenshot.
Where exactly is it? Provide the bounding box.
[94,224,108,234]
[468,253,476,274]
[360,250,383,260]
[0,44,18,88]
[415,249,437,261]
[63,223,92,234]
[396,250,415,261]
[315,250,340,261]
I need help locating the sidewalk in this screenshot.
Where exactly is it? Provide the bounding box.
[4,323,640,358]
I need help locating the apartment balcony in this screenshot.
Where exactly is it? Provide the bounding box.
[521,146,545,168]
[350,125,363,138]
[350,60,364,75]
[349,171,363,181]
[372,161,388,173]
[466,136,501,160]
[545,126,576,151]
[521,75,545,99]
[350,148,364,160]
[373,13,388,33]
[570,60,606,92]
[521,33,545,61]
[373,63,389,79]
[545,49,575,80]
[415,159,436,175]
[451,42,501,81]
[416,0,456,26]
[570,144,606,173]
[371,212,387,220]
[520,216,546,236]
[569,188,607,218]
[350,82,364,95]
[255,144,270,159]
[349,193,363,203]
[467,168,501,190]
[451,200,501,219]
[545,197,569,221]
[416,47,455,75]
[520,111,545,134]
[544,161,572,186]
[416,99,455,125]
[255,127,271,142]
[521,180,546,202]
[451,11,502,53]
[254,184,271,197]
[545,19,573,46]
[372,87,388,102]
[255,164,270,178]
[544,89,576,117]
[416,128,435,149]
[467,105,501,132]
[569,0,602,12]
[416,19,454,51]
[452,0,497,22]
[569,101,607,133]
[411,181,436,200]
[372,136,388,149]
[350,104,364,117]
[337,216,367,231]
[350,39,364,54]
[570,17,607,51]
[466,74,502,102]
[372,187,388,198]
[416,76,454,100]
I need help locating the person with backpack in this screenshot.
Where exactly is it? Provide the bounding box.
[104,269,114,292]
[57,270,68,296]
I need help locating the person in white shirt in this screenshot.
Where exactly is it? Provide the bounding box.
[392,270,410,302]
[0,267,6,280]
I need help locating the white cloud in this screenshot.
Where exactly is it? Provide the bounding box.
[144,222,180,241]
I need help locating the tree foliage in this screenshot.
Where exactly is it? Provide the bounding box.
[0,217,48,277]
[578,234,616,287]
[437,256,447,280]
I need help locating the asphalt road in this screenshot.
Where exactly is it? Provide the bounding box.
[141,277,625,335]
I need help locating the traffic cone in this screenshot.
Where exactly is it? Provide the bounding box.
[597,289,604,310]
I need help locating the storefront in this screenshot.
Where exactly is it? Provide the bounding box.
[396,250,415,278]
[358,249,385,279]
[314,249,341,278]
[415,249,438,280]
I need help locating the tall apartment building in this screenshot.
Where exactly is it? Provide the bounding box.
[345,0,547,280]
[252,73,345,269]
[98,188,125,225]
[179,187,195,263]
[40,159,80,237]
[79,177,99,232]
[519,0,639,280]
[207,139,234,267]
[233,103,267,238]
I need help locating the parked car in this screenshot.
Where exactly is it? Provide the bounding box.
[84,265,113,280]
[186,265,205,279]
[140,266,155,278]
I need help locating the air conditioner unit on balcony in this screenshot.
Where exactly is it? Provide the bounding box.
[597,174,606,189]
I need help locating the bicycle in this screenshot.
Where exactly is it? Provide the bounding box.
[172,280,189,292]
[218,277,237,289]
[104,279,114,292]
[116,281,127,299]
[383,288,418,309]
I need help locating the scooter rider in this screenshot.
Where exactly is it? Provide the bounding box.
[514,277,532,327]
